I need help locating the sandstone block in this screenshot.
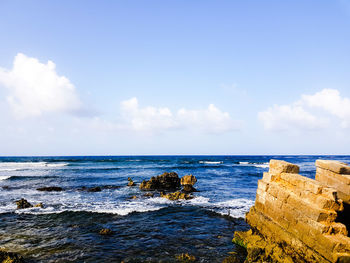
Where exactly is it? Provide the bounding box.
[316,160,350,175]
[317,167,350,185]
[269,160,300,174]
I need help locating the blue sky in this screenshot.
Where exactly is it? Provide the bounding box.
[0,0,350,155]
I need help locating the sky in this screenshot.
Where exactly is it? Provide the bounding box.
[0,0,350,155]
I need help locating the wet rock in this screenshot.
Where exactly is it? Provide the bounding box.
[99,228,113,235]
[87,187,102,192]
[140,172,180,191]
[182,185,198,193]
[180,174,197,186]
[2,186,9,190]
[143,193,154,198]
[160,191,193,201]
[101,185,122,190]
[15,198,33,209]
[37,186,63,192]
[127,177,136,187]
[127,195,137,200]
[175,253,196,262]
[0,250,24,263]
[34,203,44,208]
[222,255,240,263]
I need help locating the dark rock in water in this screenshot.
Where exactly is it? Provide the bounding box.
[2,186,9,190]
[175,253,196,262]
[160,191,193,201]
[182,185,198,193]
[15,198,33,209]
[34,203,44,208]
[0,250,25,263]
[99,228,113,235]
[87,187,102,192]
[37,186,63,192]
[140,172,180,191]
[143,193,154,198]
[127,177,136,187]
[180,174,197,186]
[101,185,121,190]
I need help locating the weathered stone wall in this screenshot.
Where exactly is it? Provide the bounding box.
[235,159,350,263]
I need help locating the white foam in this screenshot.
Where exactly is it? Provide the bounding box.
[0,176,11,181]
[199,161,223,164]
[0,162,68,170]
[238,162,269,169]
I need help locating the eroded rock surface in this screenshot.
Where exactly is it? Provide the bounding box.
[0,250,24,263]
[140,172,180,191]
[15,198,33,209]
[235,159,350,263]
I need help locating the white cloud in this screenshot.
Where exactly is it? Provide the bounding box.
[118,97,241,133]
[258,104,327,131]
[258,88,350,131]
[0,53,82,118]
[302,89,350,128]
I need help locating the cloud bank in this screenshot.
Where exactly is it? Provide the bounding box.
[259,88,350,131]
[0,53,82,118]
[119,97,242,133]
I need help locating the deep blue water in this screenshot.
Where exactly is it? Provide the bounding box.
[0,155,349,262]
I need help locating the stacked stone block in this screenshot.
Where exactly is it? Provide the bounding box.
[236,159,350,263]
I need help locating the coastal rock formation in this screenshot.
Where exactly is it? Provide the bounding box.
[235,159,350,263]
[181,174,197,186]
[37,186,63,191]
[160,191,193,200]
[0,250,24,263]
[127,177,136,187]
[181,174,198,193]
[140,172,180,191]
[15,198,33,209]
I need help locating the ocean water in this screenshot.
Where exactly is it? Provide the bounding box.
[0,155,349,262]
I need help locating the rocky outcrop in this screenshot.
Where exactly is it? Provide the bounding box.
[0,250,24,263]
[127,177,136,187]
[37,186,63,192]
[235,159,350,263]
[140,172,180,191]
[15,198,33,209]
[181,174,198,193]
[160,191,193,201]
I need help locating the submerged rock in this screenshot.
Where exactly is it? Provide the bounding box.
[180,174,197,186]
[127,177,136,187]
[99,228,113,235]
[15,198,33,209]
[0,250,24,263]
[87,187,102,192]
[34,203,44,208]
[143,193,154,198]
[175,253,196,262]
[160,191,193,201]
[37,186,63,192]
[140,172,180,191]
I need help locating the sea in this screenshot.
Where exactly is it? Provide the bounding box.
[0,155,349,262]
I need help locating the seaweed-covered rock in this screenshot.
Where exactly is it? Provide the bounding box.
[140,172,180,191]
[15,198,33,209]
[180,174,197,186]
[182,185,198,193]
[0,250,24,263]
[127,177,136,187]
[175,253,196,262]
[99,228,113,235]
[160,191,193,201]
[37,186,63,192]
